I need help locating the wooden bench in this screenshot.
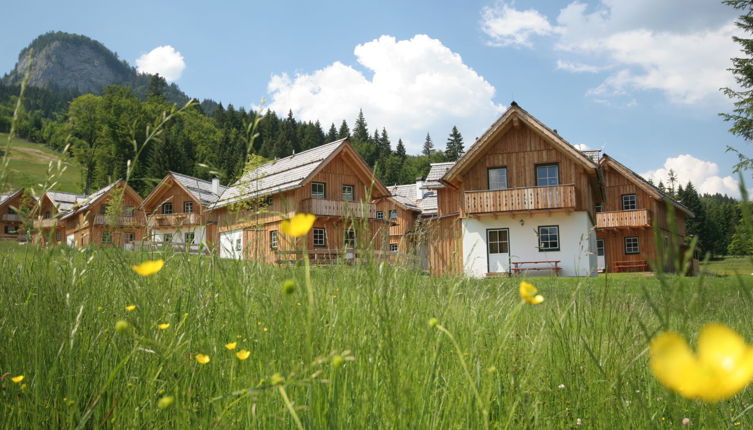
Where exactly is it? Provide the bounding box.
[511,260,561,277]
[614,260,649,272]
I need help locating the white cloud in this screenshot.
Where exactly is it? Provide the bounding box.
[263,34,504,153]
[135,45,186,82]
[641,154,742,197]
[480,2,557,47]
[555,60,608,73]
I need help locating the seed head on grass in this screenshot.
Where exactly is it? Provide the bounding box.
[428,318,439,328]
[236,350,251,360]
[195,354,210,365]
[115,320,130,333]
[157,395,174,409]
[270,373,285,385]
[280,213,316,237]
[650,323,753,402]
[282,279,296,295]
[519,281,544,304]
[331,355,345,369]
[225,342,237,350]
[131,259,164,276]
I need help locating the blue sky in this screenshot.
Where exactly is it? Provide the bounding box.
[1,0,748,196]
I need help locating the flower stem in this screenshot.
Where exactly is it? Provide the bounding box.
[278,385,304,430]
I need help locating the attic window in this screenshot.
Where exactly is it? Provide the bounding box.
[184,201,193,213]
[621,194,637,211]
[162,202,173,215]
[312,182,326,199]
[342,185,354,202]
[536,164,559,187]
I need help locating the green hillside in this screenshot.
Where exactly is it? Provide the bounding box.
[0,132,81,193]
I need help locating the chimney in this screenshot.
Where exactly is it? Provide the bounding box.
[415,177,424,199]
[212,177,220,195]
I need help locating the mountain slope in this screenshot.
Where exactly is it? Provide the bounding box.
[1,133,81,193]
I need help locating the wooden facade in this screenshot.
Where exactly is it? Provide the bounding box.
[595,155,691,273]
[0,189,29,241]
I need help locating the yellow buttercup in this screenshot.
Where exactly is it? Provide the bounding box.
[280,213,316,237]
[519,281,544,304]
[132,259,165,276]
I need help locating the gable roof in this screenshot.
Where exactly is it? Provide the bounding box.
[142,172,227,209]
[61,179,142,220]
[424,162,456,189]
[388,184,421,212]
[46,191,87,213]
[0,188,24,209]
[600,154,693,217]
[211,138,389,209]
[442,102,597,187]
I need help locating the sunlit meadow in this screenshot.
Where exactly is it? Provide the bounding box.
[2,239,753,429]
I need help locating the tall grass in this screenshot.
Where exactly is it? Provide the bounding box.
[2,242,753,428]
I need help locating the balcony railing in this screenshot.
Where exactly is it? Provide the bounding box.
[596,209,651,229]
[33,218,58,229]
[464,184,577,215]
[2,214,21,222]
[300,198,376,218]
[93,215,145,226]
[148,213,200,227]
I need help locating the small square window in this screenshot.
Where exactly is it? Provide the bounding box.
[102,231,112,244]
[594,204,603,213]
[621,194,637,211]
[162,202,173,215]
[7,207,16,215]
[184,201,194,213]
[344,228,356,248]
[376,211,384,220]
[163,233,172,243]
[313,227,327,247]
[624,236,640,254]
[184,232,195,244]
[124,206,134,216]
[536,164,560,187]
[55,231,62,241]
[342,185,354,202]
[125,232,135,243]
[538,226,560,251]
[389,243,398,253]
[389,210,398,220]
[596,239,604,256]
[312,182,326,199]
[270,230,278,250]
[488,167,508,190]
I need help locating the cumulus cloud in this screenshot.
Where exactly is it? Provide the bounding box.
[263,34,504,153]
[135,45,186,82]
[480,2,557,47]
[481,1,741,104]
[641,154,742,198]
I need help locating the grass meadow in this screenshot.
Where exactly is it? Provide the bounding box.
[2,241,753,429]
[0,132,81,193]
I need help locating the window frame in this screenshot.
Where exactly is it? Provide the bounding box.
[5,225,19,234]
[487,166,509,191]
[389,243,399,253]
[313,227,327,247]
[163,233,173,243]
[312,182,326,199]
[487,228,510,255]
[342,184,355,202]
[538,225,560,252]
[7,206,16,215]
[184,201,194,214]
[124,206,134,217]
[55,231,62,242]
[125,232,135,243]
[101,231,112,244]
[389,209,398,220]
[621,194,637,211]
[184,232,195,244]
[270,230,279,250]
[162,202,173,215]
[624,236,640,255]
[344,228,356,248]
[596,239,605,257]
[376,211,384,220]
[535,163,560,187]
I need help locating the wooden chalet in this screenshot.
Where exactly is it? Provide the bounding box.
[210,138,392,264]
[141,172,226,252]
[0,189,28,241]
[381,184,423,254]
[59,179,145,248]
[429,102,603,277]
[32,191,86,246]
[595,154,693,272]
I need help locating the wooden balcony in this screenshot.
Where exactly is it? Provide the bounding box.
[300,198,376,218]
[2,214,21,222]
[33,218,58,229]
[596,209,651,229]
[464,185,577,215]
[148,213,200,227]
[93,215,145,226]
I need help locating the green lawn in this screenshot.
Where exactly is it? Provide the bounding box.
[0,132,82,193]
[701,256,753,276]
[2,241,753,428]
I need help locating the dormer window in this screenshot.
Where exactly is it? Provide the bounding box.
[488,167,508,190]
[536,164,560,187]
[621,194,637,210]
[312,182,326,199]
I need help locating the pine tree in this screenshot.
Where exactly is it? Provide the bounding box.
[445,126,464,161]
[422,133,434,156]
[678,182,707,252]
[378,128,392,157]
[352,109,369,143]
[338,120,350,139]
[396,139,406,160]
[327,123,338,142]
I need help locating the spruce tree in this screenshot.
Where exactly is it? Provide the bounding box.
[338,120,350,139]
[352,109,370,143]
[445,126,464,161]
[327,123,338,142]
[422,133,434,156]
[396,139,407,160]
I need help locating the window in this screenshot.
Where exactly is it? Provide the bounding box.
[313,227,327,247]
[342,185,354,202]
[263,196,273,206]
[597,239,604,256]
[235,238,242,251]
[487,229,509,254]
[488,167,508,190]
[312,182,326,199]
[184,232,195,244]
[389,210,398,220]
[7,207,16,214]
[376,211,384,220]
[621,194,637,210]
[538,226,560,251]
[389,243,398,253]
[5,225,18,234]
[162,202,173,215]
[125,232,135,243]
[624,236,640,254]
[102,231,112,244]
[124,206,134,216]
[270,230,278,250]
[44,211,51,219]
[344,228,356,247]
[163,233,172,243]
[55,231,62,241]
[99,204,108,215]
[594,204,603,213]
[536,164,560,187]
[184,201,194,213]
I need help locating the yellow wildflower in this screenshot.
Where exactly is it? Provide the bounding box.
[236,350,251,360]
[131,259,165,276]
[125,305,137,311]
[331,355,344,369]
[225,342,237,350]
[280,213,316,237]
[11,375,24,384]
[158,323,170,330]
[519,281,544,304]
[263,327,269,332]
[115,320,130,333]
[157,395,174,409]
[270,373,285,385]
[650,323,753,402]
[428,318,439,328]
[195,354,210,365]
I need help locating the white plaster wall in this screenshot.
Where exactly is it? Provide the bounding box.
[219,230,243,259]
[462,211,596,278]
[152,226,207,245]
